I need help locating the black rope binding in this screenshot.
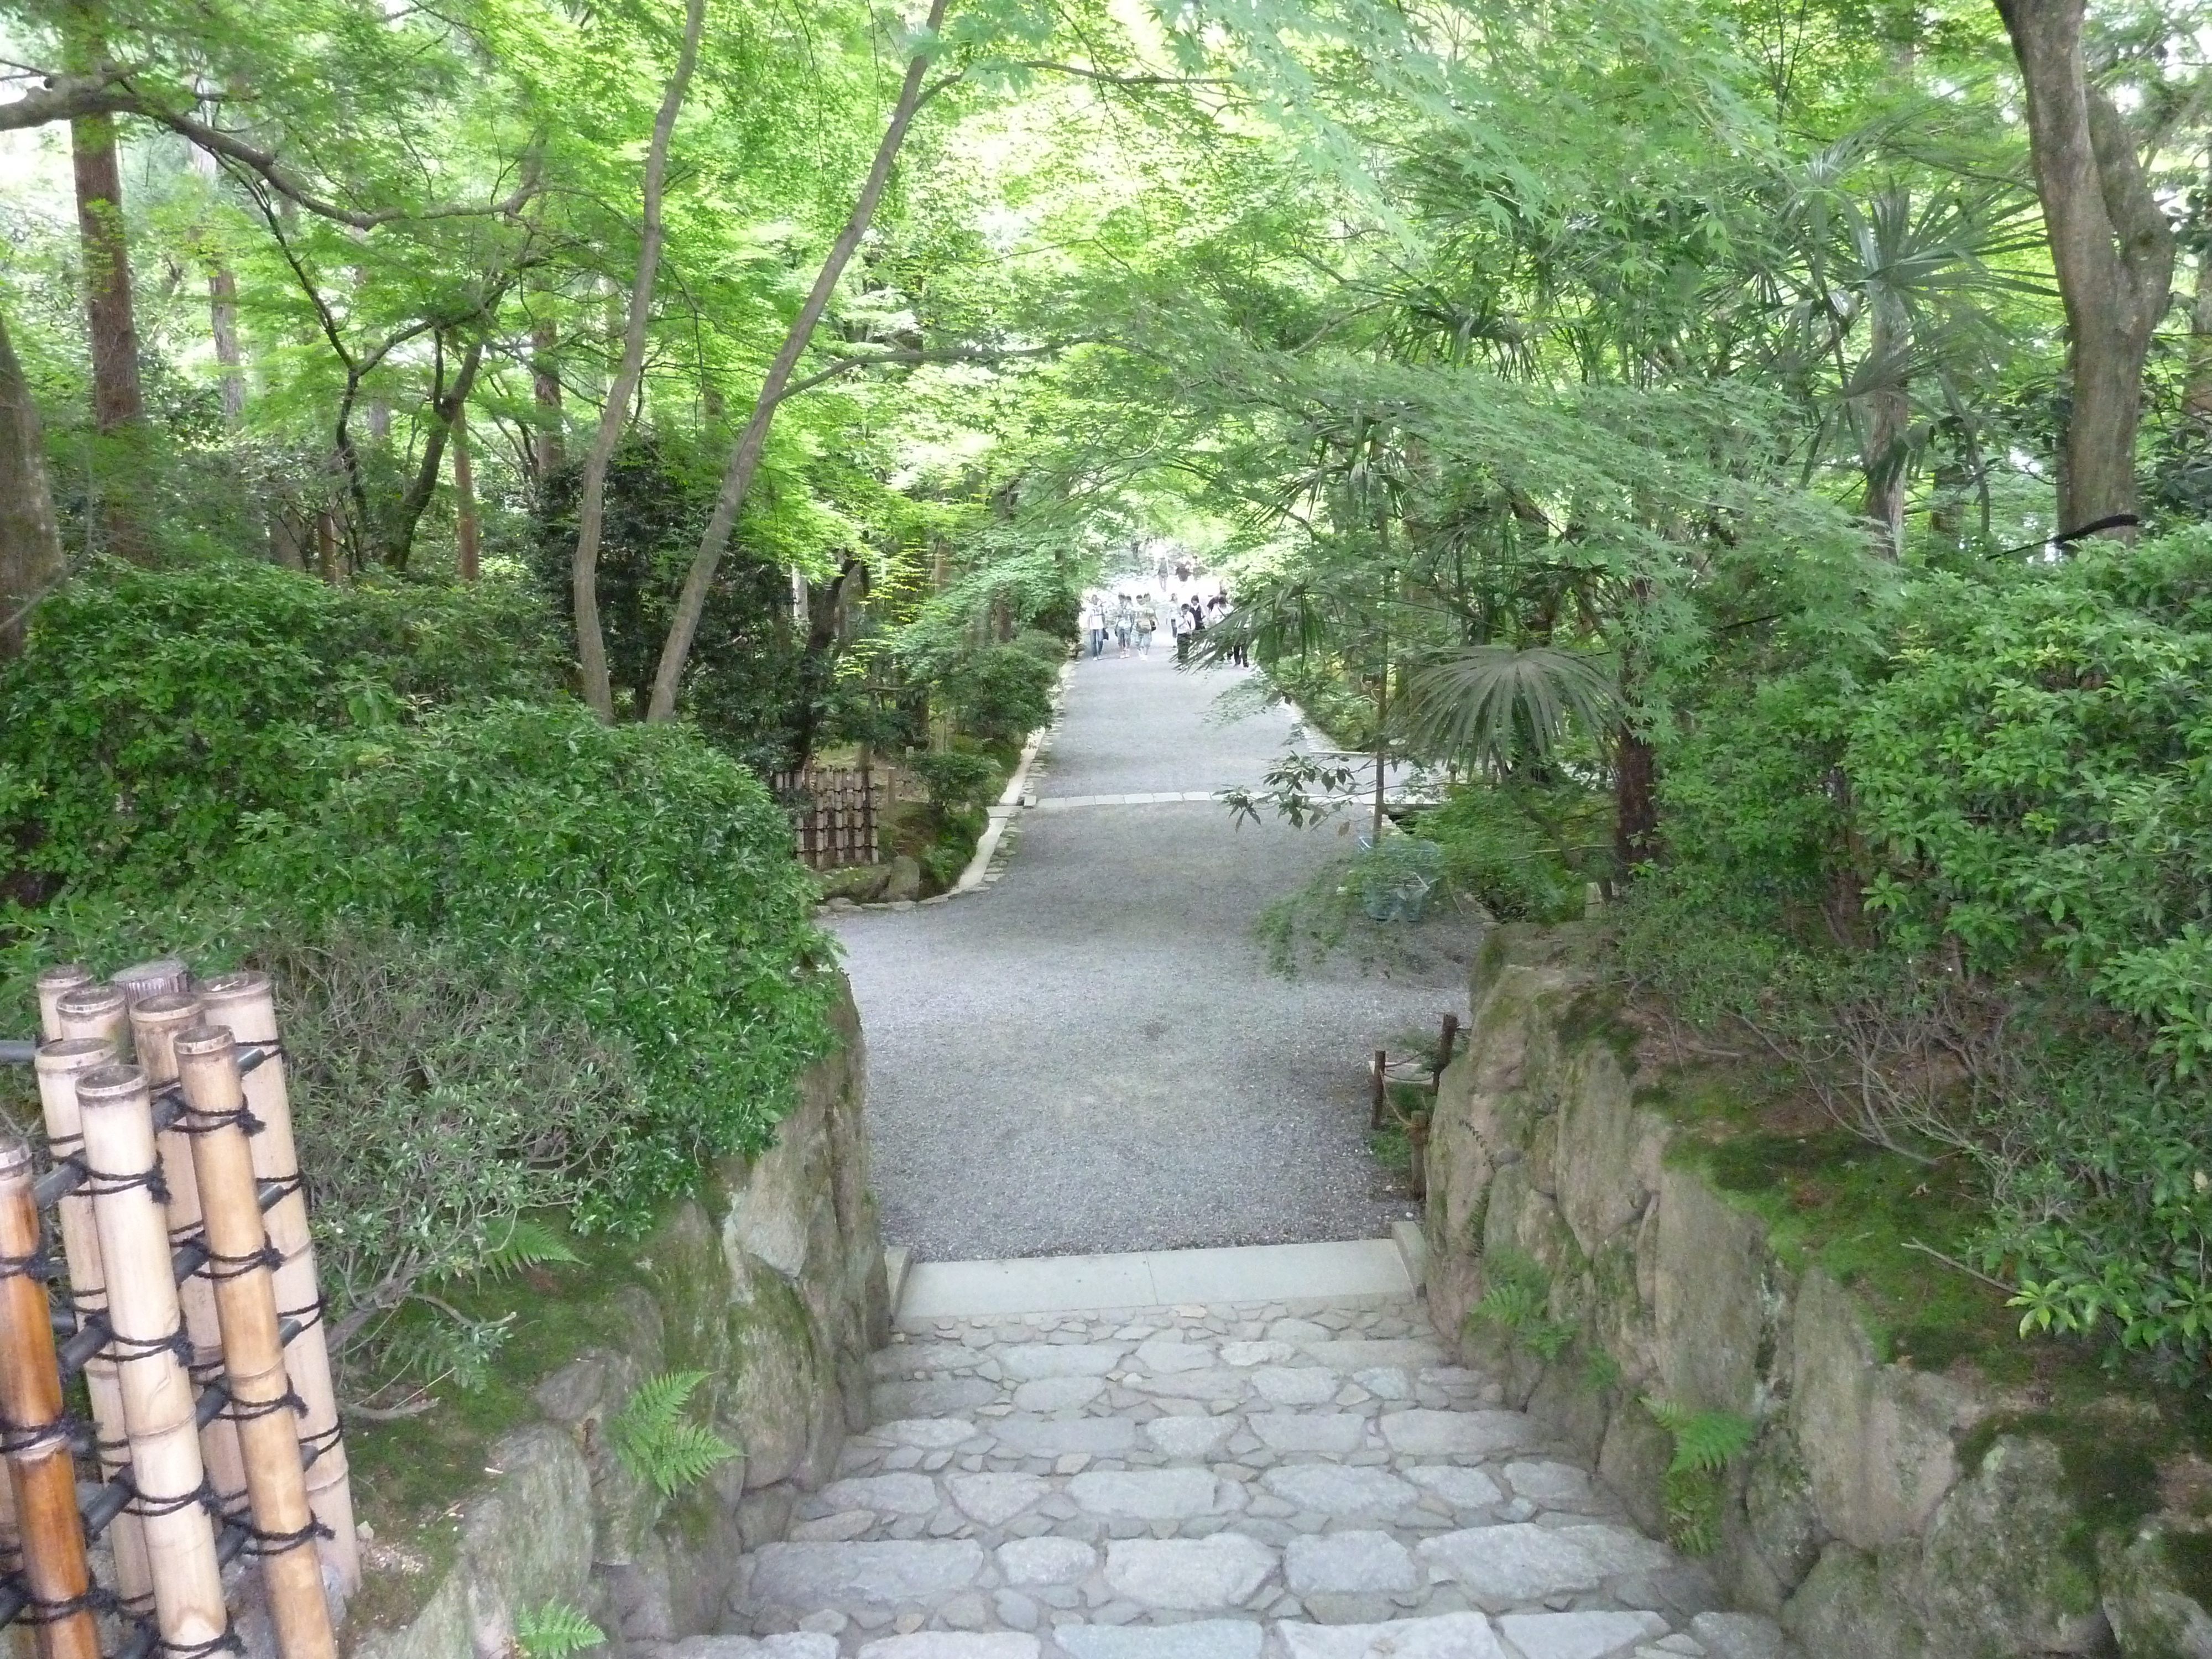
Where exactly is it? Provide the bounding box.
[226,1389,307,1426]
[81,1161,169,1206]
[246,1517,332,1558]
[128,1478,222,1522]
[21,1583,123,1626]
[0,1249,54,1284]
[160,1624,244,1659]
[205,1243,284,1283]
[174,1106,265,1139]
[108,1325,194,1368]
[276,1293,326,1335]
[0,1414,89,1457]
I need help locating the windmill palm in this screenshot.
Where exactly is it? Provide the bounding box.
[1400,643,1620,778]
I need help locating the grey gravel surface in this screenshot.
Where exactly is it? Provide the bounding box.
[830,650,1474,1262]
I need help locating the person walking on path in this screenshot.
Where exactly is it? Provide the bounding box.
[1136,601,1157,657]
[1114,593,1135,657]
[1084,596,1108,659]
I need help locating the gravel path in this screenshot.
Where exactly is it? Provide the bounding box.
[830,649,1473,1262]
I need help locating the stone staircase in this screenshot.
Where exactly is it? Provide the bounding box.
[709,1291,1801,1659]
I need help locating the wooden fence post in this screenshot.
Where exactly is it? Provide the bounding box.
[32,1038,154,1615]
[196,973,358,1594]
[1370,1048,1388,1131]
[176,1027,337,1659]
[0,1138,99,1659]
[128,994,249,1522]
[76,1063,230,1659]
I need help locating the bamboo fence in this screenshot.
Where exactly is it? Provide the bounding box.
[772,765,889,869]
[0,959,357,1659]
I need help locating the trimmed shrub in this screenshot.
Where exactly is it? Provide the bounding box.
[0,561,559,898]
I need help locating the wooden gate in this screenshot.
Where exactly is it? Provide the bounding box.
[773,767,887,870]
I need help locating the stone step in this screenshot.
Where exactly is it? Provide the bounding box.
[667,1601,1797,1658]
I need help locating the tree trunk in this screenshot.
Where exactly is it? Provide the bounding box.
[1859,296,1909,558]
[383,338,483,569]
[644,0,953,722]
[1995,0,2176,535]
[573,0,706,720]
[452,407,479,582]
[1614,728,1657,873]
[0,309,66,658]
[70,110,143,437]
[314,510,340,583]
[186,139,243,421]
[531,316,565,479]
[2187,248,2212,422]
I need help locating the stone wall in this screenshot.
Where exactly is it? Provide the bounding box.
[353,979,890,1659]
[1421,926,2212,1659]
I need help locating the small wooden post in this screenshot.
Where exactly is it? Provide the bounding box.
[33,966,92,1041]
[1433,1013,1459,1089]
[177,1027,337,1659]
[0,1139,100,1659]
[1407,1114,1430,1202]
[1370,1048,1388,1131]
[76,1063,231,1659]
[33,1038,155,1614]
[197,972,358,1593]
[129,993,249,1521]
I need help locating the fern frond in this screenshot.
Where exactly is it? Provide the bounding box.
[476,1218,582,1281]
[514,1603,603,1659]
[609,1370,740,1497]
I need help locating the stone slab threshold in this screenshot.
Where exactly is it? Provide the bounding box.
[895,1238,1420,1322]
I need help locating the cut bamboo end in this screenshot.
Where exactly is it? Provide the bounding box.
[111,957,190,1008]
[178,1028,337,1659]
[76,1064,229,1653]
[0,1141,98,1659]
[53,986,128,1057]
[192,974,358,1595]
[33,966,92,1044]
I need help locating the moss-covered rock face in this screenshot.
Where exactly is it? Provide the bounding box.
[353,977,887,1659]
[1419,928,2211,1659]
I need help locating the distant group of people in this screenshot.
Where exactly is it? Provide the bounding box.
[1080,585,1245,667]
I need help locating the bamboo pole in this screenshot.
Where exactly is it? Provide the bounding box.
[195,973,357,1593]
[33,1038,154,1615]
[128,994,248,1521]
[54,985,128,1058]
[76,1063,230,1659]
[0,1138,100,1659]
[176,1027,336,1659]
[33,966,91,1041]
[111,958,190,1008]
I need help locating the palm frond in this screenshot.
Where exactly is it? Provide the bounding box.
[1400,645,1619,772]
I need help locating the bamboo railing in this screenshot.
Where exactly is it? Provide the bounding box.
[0,959,354,1659]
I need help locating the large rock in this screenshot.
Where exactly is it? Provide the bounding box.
[1916,1436,2107,1656]
[879,855,924,902]
[1495,1610,1666,1659]
[1556,1040,1656,1258]
[998,1537,1098,1586]
[1277,1612,1507,1659]
[1780,1542,1924,1659]
[1102,1536,1276,1609]
[1653,1164,1766,1416]
[748,1540,986,1608]
[1261,1465,1418,1517]
[1415,1524,1605,1605]
[1788,1270,1973,1550]
[2100,1522,2212,1658]
[1379,1411,1537,1457]
[1070,1469,1233,1520]
[1055,1624,1265,1659]
[1284,1531,1419,1595]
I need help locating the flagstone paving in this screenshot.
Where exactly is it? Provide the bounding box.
[709,1295,1801,1659]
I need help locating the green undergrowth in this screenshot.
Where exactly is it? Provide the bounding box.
[1639,1070,2212,1463]
[345,1222,654,1632]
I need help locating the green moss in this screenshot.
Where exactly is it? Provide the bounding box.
[347,1223,655,1630]
[2162,1531,2212,1611]
[1554,988,1640,1074]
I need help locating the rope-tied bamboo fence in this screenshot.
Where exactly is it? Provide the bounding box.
[0,961,355,1659]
